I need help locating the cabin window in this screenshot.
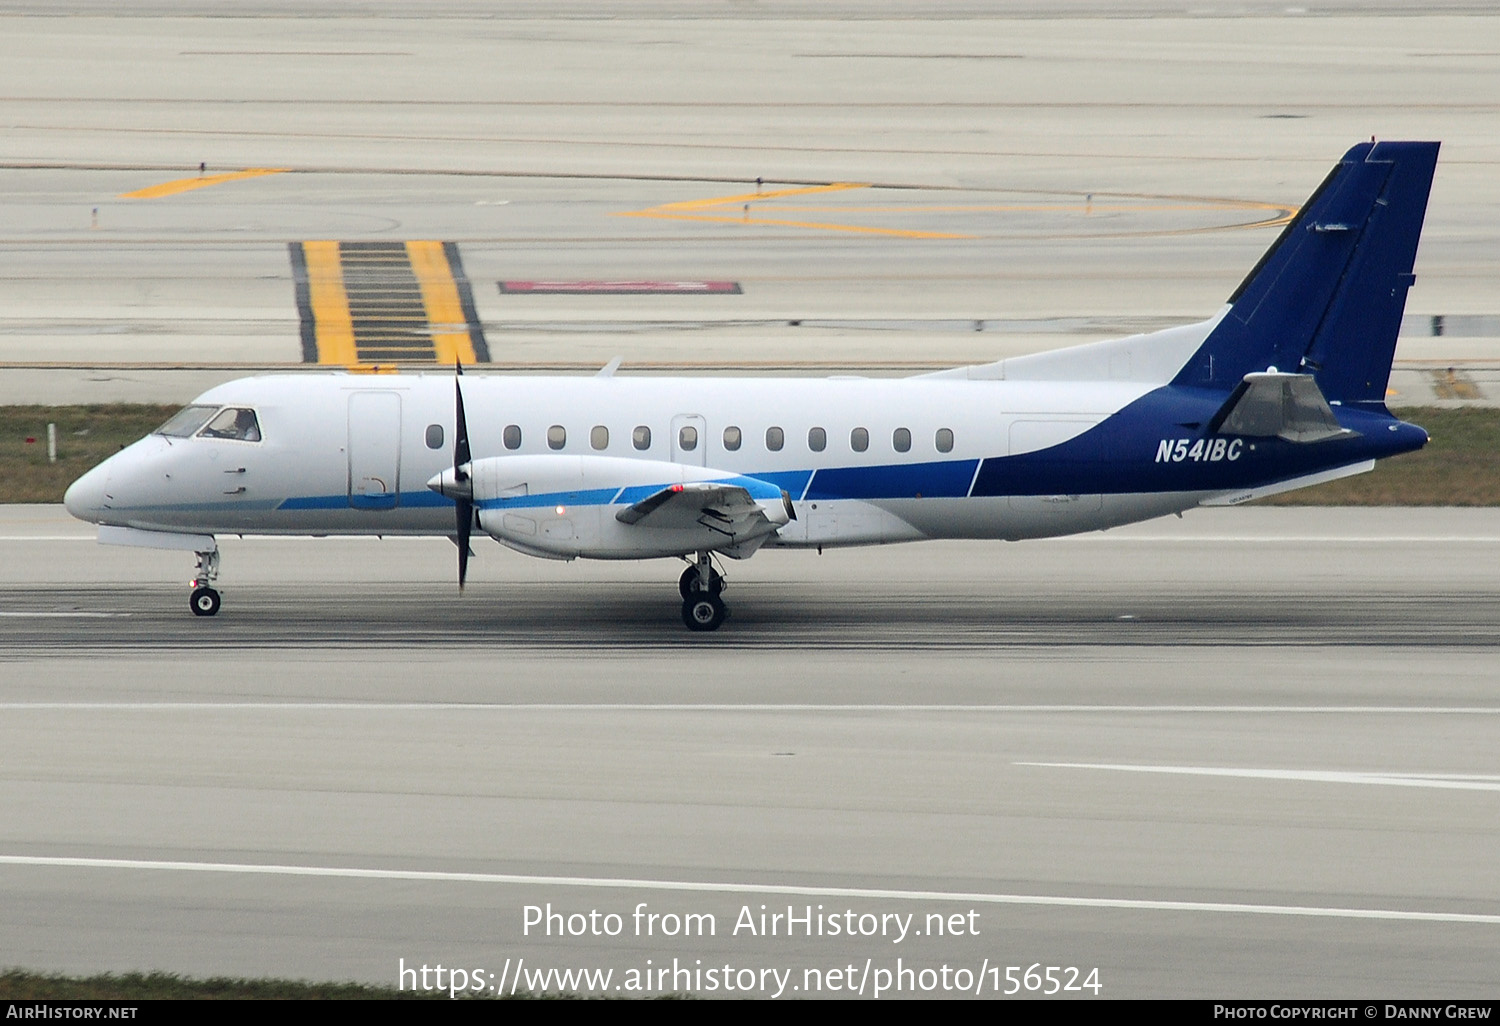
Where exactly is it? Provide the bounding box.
[936,427,954,453]
[893,427,911,453]
[766,426,784,452]
[425,424,444,450]
[547,425,566,450]
[591,425,609,450]
[633,425,652,450]
[808,427,826,452]
[155,405,218,438]
[850,427,869,452]
[678,425,699,451]
[503,424,522,450]
[723,426,742,451]
[199,407,261,442]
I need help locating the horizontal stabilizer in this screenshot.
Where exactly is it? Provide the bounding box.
[1207,372,1350,443]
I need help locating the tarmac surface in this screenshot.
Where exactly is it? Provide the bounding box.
[3,506,1500,998]
[2,0,1499,1001]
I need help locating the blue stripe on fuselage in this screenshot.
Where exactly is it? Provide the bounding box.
[805,459,979,501]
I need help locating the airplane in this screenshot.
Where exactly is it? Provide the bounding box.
[64,140,1439,631]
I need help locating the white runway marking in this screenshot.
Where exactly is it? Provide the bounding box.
[1,854,1495,925]
[1019,762,1500,792]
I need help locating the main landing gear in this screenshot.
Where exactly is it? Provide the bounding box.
[190,548,221,617]
[680,552,726,632]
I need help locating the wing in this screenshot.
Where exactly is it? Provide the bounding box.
[616,481,788,541]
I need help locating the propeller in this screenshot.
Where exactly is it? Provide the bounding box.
[453,361,474,589]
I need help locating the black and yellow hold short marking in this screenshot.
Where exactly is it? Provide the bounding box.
[290,241,489,365]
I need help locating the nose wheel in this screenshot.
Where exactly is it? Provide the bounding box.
[189,547,222,617]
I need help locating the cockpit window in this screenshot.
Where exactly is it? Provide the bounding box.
[154,405,219,438]
[198,407,262,442]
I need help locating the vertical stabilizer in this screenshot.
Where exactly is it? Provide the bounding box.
[1171,141,1439,408]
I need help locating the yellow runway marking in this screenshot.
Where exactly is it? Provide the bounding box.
[292,241,488,365]
[119,168,288,199]
[301,240,358,366]
[407,240,479,366]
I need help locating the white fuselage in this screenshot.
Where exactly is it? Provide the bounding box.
[64,372,1212,557]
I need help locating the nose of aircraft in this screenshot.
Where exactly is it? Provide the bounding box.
[63,462,110,523]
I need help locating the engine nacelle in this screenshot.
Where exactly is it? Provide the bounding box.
[431,454,790,559]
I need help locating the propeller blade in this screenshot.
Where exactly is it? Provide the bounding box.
[457,502,472,590]
[454,362,471,473]
[454,363,473,590]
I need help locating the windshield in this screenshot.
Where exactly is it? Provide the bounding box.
[154,405,219,438]
[199,407,262,442]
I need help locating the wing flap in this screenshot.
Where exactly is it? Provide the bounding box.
[617,482,770,535]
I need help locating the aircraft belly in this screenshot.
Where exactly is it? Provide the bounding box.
[876,492,1209,541]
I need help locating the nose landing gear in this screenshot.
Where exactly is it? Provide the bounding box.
[190,548,221,617]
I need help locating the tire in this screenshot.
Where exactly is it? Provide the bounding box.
[681,594,726,632]
[190,587,221,617]
[678,565,724,600]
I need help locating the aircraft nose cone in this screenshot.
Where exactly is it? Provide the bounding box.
[63,463,109,522]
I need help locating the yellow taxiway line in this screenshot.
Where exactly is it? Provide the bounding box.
[615,182,973,239]
[617,184,1293,239]
[119,168,288,200]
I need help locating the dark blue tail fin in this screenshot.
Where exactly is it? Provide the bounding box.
[1171,141,1439,409]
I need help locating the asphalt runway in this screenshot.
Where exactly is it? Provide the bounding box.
[3,506,1500,998]
[3,0,1500,1002]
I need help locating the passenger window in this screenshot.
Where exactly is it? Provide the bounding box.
[633,425,652,450]
[591,425,609,450]
[679,425,699,451]
[808,427,826,452]
[893,427,911,453]
[851,427,869,452]
[766,426,785,452]
[503,424,522,450]
[936,427,954,453]
[723,426,742,451]
[199,407,261,442]
[425,424,444,450]
[547,425,566,450]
